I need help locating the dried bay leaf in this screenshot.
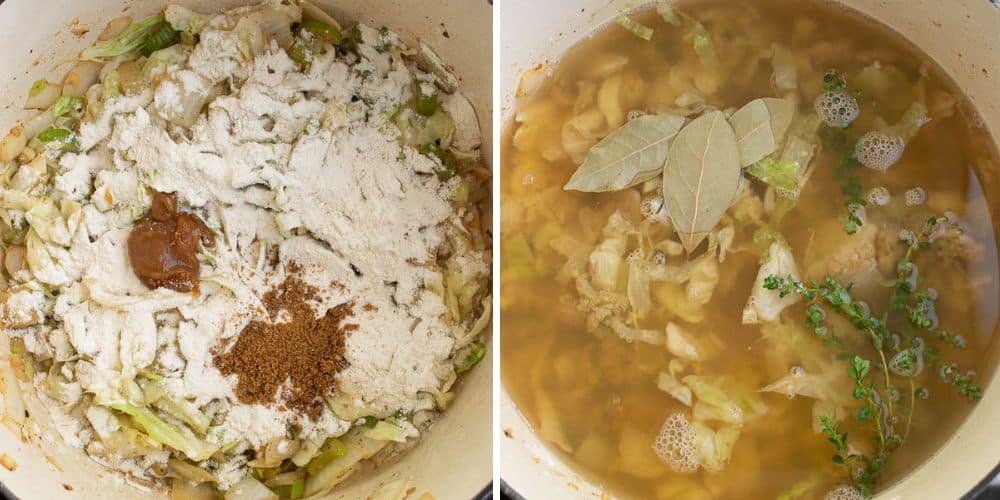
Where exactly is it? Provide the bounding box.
[729,97,795,167]
[564,114,686,192]
[663,110,741,252]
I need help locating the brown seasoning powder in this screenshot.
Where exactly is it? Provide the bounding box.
[213,265,356,419]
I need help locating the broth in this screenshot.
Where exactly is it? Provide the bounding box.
[500,1,1000,498]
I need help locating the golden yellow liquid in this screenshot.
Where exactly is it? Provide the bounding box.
[500,1,1000,498]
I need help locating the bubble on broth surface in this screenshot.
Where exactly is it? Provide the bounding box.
[855,131,905,171]
[653,413,699,473]
[867,186,891,206]
[652,251,668,266]
[904,187,926,206]
[640,197,668,222]
[825,485,865,500]
[815,90,860,128]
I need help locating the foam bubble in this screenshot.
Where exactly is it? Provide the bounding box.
[815,91,860,128]
[653,412,700,473]
[640,197,668,223]
[627,249,643,262]
[897,229,916,245]
[627,109,646,121]
[652,251,667,266]
[867,186,890,206]
[854,131,905,171]
[904,187,926,206]
[825,485,865,500]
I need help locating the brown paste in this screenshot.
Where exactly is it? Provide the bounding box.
[127,192,215,293]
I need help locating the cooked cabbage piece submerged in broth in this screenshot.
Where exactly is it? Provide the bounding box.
[500,0,1000,498]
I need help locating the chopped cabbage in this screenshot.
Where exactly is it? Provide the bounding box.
[165,5,209,35]
[657,371,693,406]
[760,368,835,399]
[101,399,218,461]
[627,260,653,320]
[304,428,388,497]
[364,420,410,443]
[226,475,277,500]
[742,241,801,324]
[617,14,654,41]
[589,211,633,290]
[665,323,701,361]
[685,255,718,305]
[746,158,798,195]
[770,44,798,94]
[691,422,740,473]
[881,101,931,141]
[611,319,666,346]
[81,15,166,59]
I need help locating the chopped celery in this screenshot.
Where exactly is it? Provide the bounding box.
[81,15,166,59]
[616,14,654,41]
[456,342,485,374]
[102,399,218,460]
[155,396,212,435]
[305,438,348,475]
[301,19,342,45]
[290,479,304,499]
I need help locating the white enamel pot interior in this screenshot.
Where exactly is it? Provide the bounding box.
[0,0,492,498]
[499,0,1000,498]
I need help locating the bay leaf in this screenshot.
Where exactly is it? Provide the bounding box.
[663,110,741,252]
[564,114,686,192]
[729,97,795,167]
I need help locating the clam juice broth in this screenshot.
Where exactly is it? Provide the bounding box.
[500,0,1000,498]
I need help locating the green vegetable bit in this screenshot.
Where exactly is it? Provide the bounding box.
[141,22,178,56]
[416,93,439,117]
[52,96,85,118]
[305,437,349,475]
[301,19,342,45]
[456,342,486,374]
[31,127,80,153]
[289,479,305,499]
[616,14,654,41]
[287,43,312,66]
[81,14,166,59]
[28,79,48,98]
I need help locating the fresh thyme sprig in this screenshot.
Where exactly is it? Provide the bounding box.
[765,275,898,493]
[940,364,983,401]
[819,69,867,235]
[886,216,981,401]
